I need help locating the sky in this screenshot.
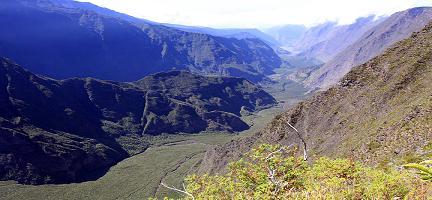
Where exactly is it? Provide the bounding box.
[76,0,432,28]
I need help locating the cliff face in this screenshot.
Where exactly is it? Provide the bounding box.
[0,0,281,82]
[200,21,432,174]
[0,58,276,184]
[305,7,432,90]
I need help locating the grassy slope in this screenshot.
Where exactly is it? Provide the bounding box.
[259,22,432,166]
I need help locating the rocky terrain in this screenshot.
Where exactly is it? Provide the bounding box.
[0,0,281,82]
[199,21,432,174]
[0,57,276,184]
[305,7,432,89]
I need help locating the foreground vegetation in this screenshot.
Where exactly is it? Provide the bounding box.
[171,144,432,199]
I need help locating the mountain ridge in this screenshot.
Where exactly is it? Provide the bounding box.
[0,0,282,82]
[305,7,432,89]
[297,15,386,62]
[0,56,276,184]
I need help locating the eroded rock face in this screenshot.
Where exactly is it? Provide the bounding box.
[0,58,276,184]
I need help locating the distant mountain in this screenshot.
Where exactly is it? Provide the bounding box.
[0,57,276,184]
[262,16,386,60]
[290,22,338,54]
[60,0,280,46]
[262,24,307,51]
[199,20,432,174]
[0,0,281,82]
[40,0,159,25]
[297,16,385,62]
[305,7,432,89]
[162,24,279,46]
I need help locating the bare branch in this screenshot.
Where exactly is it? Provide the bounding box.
[267,167,281,194]
[287,122,299,132]
[287,122,308,161]
[161,182,195,200]
[265,148,283,160]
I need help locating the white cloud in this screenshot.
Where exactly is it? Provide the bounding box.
[76,0,432,28]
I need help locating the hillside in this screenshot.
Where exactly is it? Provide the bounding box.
[291,22,338,54]
[199,20,432,174]
[305,7,432,89]
[297,15,385,62]
[0,57,276,184]
[0,104,282,200]
[0,0,281,82]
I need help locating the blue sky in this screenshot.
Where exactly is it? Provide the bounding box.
[76,0,432,28]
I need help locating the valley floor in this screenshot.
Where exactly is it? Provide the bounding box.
[0,105,285,199]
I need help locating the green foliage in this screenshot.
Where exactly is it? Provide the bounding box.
[181,144,432,200]
[404,160,432,181]
[185,144,307,199]
[304,157,411,199]
[424,142,432,151]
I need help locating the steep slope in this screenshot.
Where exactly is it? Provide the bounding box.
[0,57,276,184]
[291,22,338,54]
[0,0,281,82]
[200,21,432,174]
[305,7,432,89]
[298,16,385,62]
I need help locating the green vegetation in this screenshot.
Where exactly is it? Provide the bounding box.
[177,144,432,199]
[0,106,281,200]
[0,133,229,200]
[263,67,312,107]
[225,22,432,169]
[404,160,432,181]
[0,58,278,185]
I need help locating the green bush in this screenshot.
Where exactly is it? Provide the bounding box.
[169,144,432,199]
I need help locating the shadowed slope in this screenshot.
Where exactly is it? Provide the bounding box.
[0,58,276,184]
[0,0,281,82]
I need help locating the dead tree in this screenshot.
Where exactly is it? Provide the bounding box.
[287,122,308,161]
[161,182,195,200]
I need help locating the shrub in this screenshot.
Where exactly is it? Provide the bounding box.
[169,144,432,199]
